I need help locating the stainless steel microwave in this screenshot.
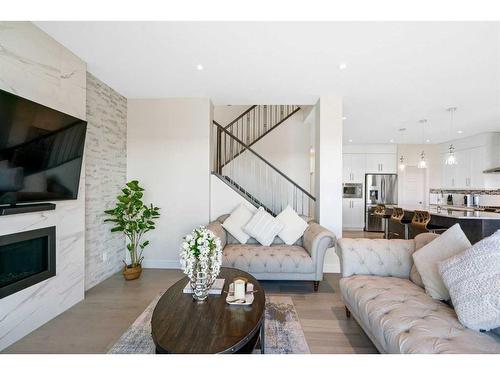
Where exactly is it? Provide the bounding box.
[343,183,363,198]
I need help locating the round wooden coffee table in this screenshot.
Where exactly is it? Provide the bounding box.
[151,267,266,354]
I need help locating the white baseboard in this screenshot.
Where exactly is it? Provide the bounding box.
[142,259,181,269]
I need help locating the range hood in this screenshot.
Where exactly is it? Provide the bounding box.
[483,166,500,174]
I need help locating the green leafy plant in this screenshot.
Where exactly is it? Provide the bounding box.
[104,180,160,268]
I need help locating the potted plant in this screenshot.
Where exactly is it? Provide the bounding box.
[104,180,160,280]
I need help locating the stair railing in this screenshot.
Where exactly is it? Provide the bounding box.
[212,121,315,216]
[225,105,300,147]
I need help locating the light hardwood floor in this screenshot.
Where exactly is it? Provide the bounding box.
[2,269,377,354]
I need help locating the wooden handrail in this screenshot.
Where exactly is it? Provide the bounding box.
[213,121,316,201]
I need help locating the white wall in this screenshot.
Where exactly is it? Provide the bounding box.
[314,96,343,272]
[210,174,252,220]
[127,98,211,269]
[0,22,86,351]
[213,105,251,126]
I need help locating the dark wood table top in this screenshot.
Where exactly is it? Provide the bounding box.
[151,267,265,354]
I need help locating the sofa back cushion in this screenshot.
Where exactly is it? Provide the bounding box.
[336,238,416,278]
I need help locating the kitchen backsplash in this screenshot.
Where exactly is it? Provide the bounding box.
[430,189,500,207]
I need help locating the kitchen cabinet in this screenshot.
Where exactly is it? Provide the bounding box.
[469,147,485,188]
[342,198,364,229]
[442,155,457,188]
[365,153,397,174]
[343,153,366,182]
[443,147,485,188]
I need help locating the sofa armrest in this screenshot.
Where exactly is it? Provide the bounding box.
[335,238,416,279]
[206,221,227,248]
[303,223,336,279]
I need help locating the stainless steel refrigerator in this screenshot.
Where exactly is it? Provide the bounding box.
[365,174,398,232]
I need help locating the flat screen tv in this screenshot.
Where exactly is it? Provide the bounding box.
[0,89,87,205]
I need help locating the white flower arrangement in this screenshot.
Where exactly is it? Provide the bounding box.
[180,226,222,289]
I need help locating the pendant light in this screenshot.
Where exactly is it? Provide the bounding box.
[398,127,406,171]
[445,107,458,165]
[418,151,427,169]
[399,155,406,171]
[417,119,427,169]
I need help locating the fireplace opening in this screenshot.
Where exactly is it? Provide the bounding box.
[0,227,55,299]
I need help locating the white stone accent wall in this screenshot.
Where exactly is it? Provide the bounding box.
[0,21,86,351]
[85,73,127,290]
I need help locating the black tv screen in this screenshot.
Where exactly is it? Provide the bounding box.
[0,89,87,205]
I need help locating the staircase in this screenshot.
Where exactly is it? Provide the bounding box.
[220,105,300,167]
[212,105,315,217]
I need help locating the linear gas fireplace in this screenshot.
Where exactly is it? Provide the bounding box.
[0,227,56,299]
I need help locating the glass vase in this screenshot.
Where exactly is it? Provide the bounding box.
[191,270,213,302]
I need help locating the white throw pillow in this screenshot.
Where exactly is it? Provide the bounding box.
[276,205,309,245]
[412,224,471,300]
[439,230,500,332]
[244,207,284,246]
[221,203,255,244]
[410,233,440,288]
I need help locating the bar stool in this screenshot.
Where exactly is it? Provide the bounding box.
[389,207,411,239]
[409,210,448,239]
[409,210,431,238]
[374,204,391,239]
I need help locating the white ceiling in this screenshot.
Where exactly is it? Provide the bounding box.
[35,21,500,144]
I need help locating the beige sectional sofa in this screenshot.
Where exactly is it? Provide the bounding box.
[207,214,336,290]
[336,233,500,354]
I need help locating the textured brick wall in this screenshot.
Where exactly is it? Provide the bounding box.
[85,72,127,290]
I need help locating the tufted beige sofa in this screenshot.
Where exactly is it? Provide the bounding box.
[336,233,500,354]
[207,214,336,291]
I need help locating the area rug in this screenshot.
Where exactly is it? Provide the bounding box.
[108,294,310,354]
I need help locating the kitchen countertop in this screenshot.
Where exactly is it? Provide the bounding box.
[386,204,500,220]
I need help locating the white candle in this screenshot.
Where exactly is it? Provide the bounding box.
[234,279,246,300]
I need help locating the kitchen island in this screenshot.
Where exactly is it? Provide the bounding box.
[386,205,500,244]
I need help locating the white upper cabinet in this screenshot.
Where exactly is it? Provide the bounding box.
[442,147,485,189]
[469,147,485,188]
[342,154,352,182]
[454,149,470,188]
[365,153,397,174]
[343,153,366,182]
[442,154,458,188]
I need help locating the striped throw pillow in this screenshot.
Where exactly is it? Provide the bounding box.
[244,207,284,246]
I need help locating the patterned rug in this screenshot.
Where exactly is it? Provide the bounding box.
[108,294,310,354]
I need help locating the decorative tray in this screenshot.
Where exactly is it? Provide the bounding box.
[225,282,255,305]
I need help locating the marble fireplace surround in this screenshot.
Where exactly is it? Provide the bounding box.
[0,22,86,351]
[0,226,56,300]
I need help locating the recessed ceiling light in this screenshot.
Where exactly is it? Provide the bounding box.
[457,130,463,134]
[342,116,347,120]
[389,139,394,143]
[196,64,204,71]
[348,139,353,143]
[339,63,347,70]
[426,139,431,143]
